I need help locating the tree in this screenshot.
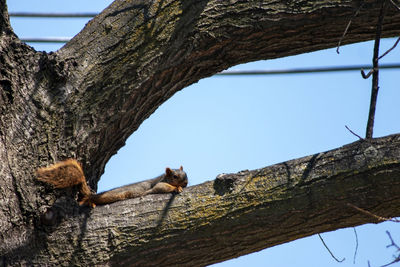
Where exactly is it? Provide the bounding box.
[1,0,400,265]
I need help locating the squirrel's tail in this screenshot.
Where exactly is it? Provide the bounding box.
[36,159,93,202]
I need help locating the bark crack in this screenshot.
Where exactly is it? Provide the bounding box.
[0,132,26,221]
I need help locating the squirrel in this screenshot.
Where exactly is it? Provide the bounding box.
[36,159,188,208]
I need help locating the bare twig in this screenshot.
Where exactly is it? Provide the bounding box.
[380,231,400,267]
[389,0,400,10]
[381,256,400,266]
[386,231,400,250]
[345,125,364,140]
[347,203,400,222]
[366,0,386,139]
[379,36,400,60]
[353,227,359,264]
[318,234,345,263]
[361,68,376,79]
[337,2,364,54]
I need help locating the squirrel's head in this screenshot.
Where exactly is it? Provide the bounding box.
[165,166,188,188]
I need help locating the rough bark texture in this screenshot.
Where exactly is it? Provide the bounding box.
[1,0,400,266]
[5,134,400,266]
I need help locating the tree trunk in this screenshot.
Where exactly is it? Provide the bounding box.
[1,0,400,266]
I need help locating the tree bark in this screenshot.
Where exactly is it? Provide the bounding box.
[4,134,400,266]
[1,0,400,266]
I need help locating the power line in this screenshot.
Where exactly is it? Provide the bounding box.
[9,12,97,18]
[215,64,400,76]
[21,37,71,43]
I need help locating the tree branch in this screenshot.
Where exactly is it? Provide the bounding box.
[2,1,400,265]
[5,133,400,266]
[366,0,386,139]
[51,0,400,183]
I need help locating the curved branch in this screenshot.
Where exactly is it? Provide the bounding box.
[51,0,400,182]
[7,133,400,266]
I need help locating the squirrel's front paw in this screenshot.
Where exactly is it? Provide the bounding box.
[176,186,183,193]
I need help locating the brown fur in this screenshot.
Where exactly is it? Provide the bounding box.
[36,159,188,208]
[37,159,92,198]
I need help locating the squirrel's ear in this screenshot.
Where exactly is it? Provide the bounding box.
[165,167,173,176]
[180,166,183,171]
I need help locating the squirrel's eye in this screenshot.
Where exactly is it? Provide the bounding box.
[173,175,178,178]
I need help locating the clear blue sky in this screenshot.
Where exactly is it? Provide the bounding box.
[8,1,400,266]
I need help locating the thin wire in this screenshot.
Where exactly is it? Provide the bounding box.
[21,37,71,43]
[9,12,97,18]
[215,64,400,76]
